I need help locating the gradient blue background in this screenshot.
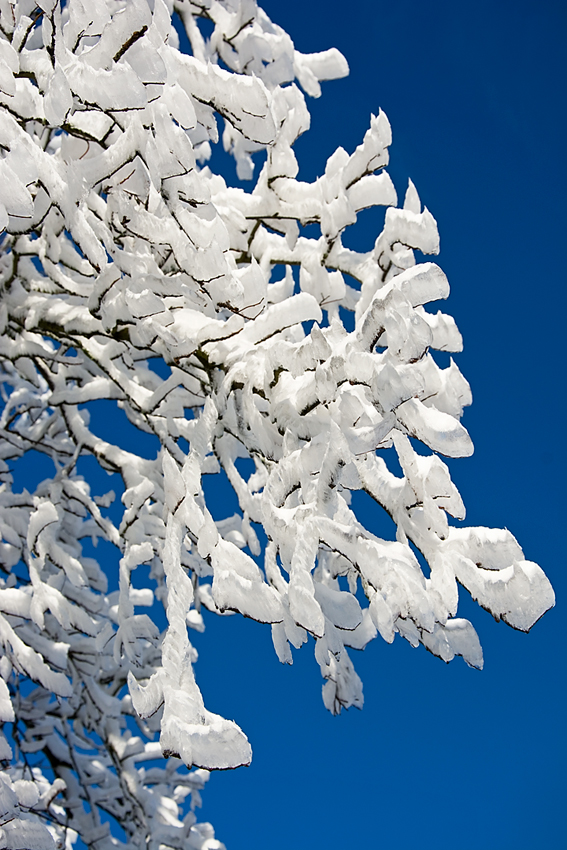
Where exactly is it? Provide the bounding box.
[189,2,566,848]
[13,2,564,848]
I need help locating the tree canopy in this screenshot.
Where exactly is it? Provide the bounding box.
[0,1,555,848]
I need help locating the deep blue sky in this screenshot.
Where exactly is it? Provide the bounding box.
[190,2,566,849]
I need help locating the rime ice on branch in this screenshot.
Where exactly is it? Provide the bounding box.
[0,0,554,848]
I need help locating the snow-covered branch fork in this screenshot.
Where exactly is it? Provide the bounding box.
[0,0,554,848]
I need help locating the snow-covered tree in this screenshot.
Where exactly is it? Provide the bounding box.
[0,1,555,847]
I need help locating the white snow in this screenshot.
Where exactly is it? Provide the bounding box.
[0,0,554,847]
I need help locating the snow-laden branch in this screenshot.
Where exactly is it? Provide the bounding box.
[0,0,553,848]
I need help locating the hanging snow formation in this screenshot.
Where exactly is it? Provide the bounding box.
[0,0,554,847]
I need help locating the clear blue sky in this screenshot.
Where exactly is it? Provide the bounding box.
[187,2,566,849]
